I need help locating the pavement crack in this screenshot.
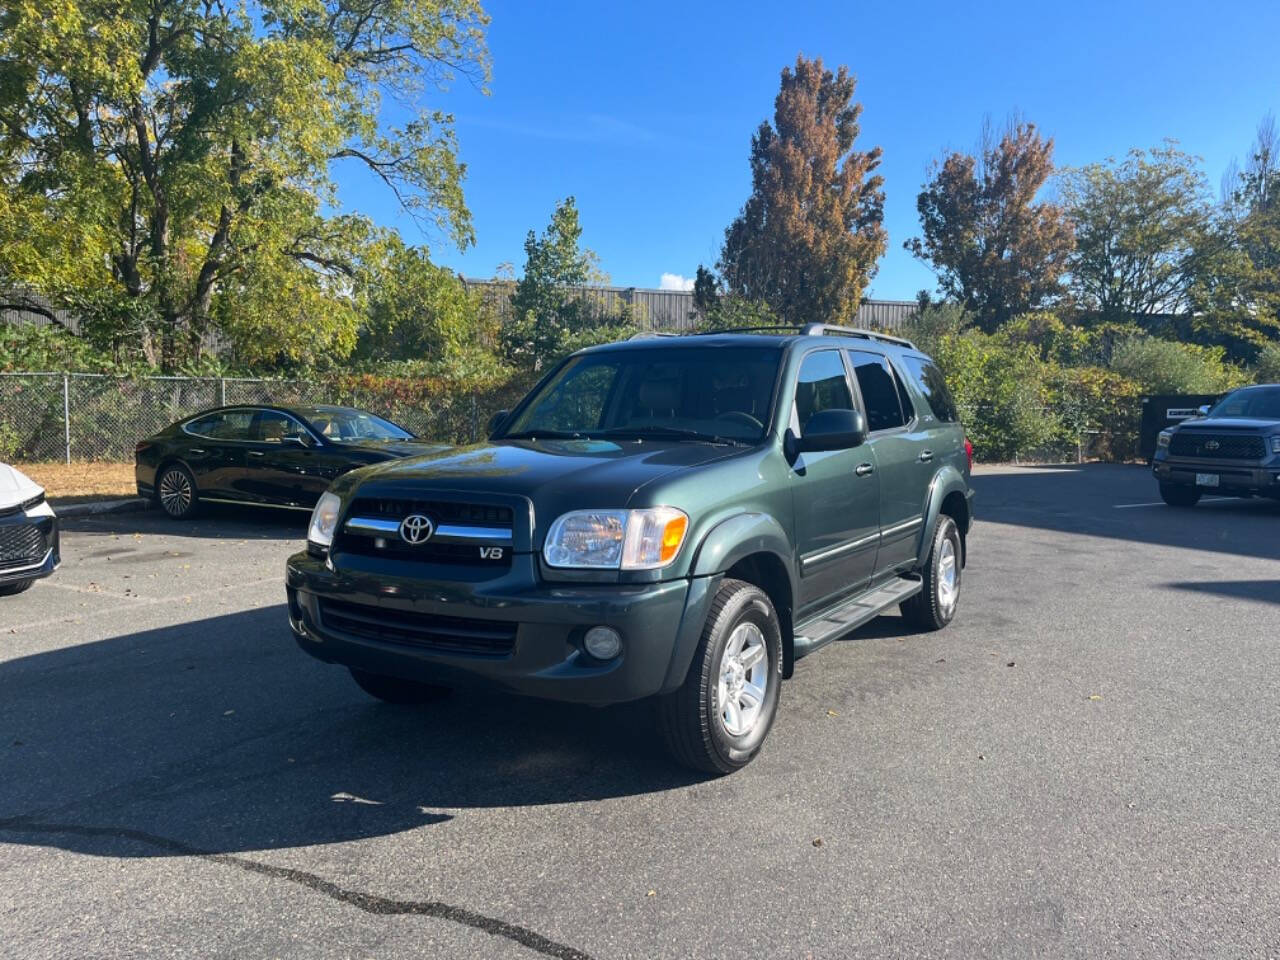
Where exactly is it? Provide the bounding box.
[0,816,594,960]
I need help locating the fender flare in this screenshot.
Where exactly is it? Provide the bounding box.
[915,466,971,568]
[659,512,798,693]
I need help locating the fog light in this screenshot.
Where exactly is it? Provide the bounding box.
[583,625,623,660]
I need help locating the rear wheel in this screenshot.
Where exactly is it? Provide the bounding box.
[156,464,199,519]
[1159,482,1201,508]
[349,668,451,704]
[901,515,962,631]
[0,579,35,596]
[656,578,783,775]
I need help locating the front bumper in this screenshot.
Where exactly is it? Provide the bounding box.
[1152,453,1280,496]
[0,509,60,586]
[286,551,717,705]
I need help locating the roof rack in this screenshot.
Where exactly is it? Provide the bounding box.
[627,330,681,340]
[800,323,916,350]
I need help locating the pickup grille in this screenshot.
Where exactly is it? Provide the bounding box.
[1169,433,1266,459]
[334,535,510,567]
[0,523,46,571]
[318,598,516,656]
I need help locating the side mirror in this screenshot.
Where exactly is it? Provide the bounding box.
[1197,404,1211,416]
[797,409,867,452]
[486,409,510,437]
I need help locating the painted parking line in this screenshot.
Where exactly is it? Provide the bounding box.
[1113,497,1232,509]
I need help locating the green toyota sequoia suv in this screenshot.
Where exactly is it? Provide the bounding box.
[287,325,975,773]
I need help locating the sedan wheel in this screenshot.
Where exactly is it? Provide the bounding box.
[158,465,198,519]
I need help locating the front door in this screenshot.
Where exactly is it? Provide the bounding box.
[789,349,881,616]
[244,410,322,505]
[847,350,929,575]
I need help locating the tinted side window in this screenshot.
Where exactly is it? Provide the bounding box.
[901,356,959,423]
[793,350,853,431]
[848,351,905,431]
[185,410,253,440]
[253,411,308,443]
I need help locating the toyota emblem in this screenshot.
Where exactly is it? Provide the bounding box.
[399,514,435,545]
[1204,439,1219,451]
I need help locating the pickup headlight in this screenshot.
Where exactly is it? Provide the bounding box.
[1157,430,1172,449]
[544,507,689,570]
[307,492,342,551]
[1271,436,1280,454]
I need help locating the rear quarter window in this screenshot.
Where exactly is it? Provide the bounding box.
[901,356,960,423]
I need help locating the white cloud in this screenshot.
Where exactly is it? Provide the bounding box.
[659,272,695,292]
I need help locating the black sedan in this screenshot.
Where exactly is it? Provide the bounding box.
[135,404,447,519]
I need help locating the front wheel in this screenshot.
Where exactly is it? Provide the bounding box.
[901,515,962,631]
[349,668,452,704]
[1159,482,1201,508]
[656,578,783,775]
[0,578,35,596]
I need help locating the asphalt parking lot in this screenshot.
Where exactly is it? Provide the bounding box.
[2,463,1278,959]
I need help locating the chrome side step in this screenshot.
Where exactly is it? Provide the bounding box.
[793,577,923,660]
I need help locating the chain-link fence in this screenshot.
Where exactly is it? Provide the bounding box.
[0,372,527,463]
[0,371,1144,464]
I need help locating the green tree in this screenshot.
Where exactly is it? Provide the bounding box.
[1108,335,1246,393]
[719,55,886,326]
[0,0,489,369]
[502,198,633,368]
[906,119,1074,332]
[1061,145,1212,321]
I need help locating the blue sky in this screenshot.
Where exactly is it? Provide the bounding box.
[336,0,1280,299]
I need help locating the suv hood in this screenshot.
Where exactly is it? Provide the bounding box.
[347,438,746,509]
[0,463,43,511]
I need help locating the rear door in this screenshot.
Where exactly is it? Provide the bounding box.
[790,349,881,614]
[846,350,929,575]
[180,409,254,497]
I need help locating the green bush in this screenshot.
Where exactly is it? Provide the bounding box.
[1108,335,1247,394]
[1255,342,1280,383]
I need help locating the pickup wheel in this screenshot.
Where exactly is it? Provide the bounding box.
[657,578,782,775]
[1159,482,1201,507]
[348,668,451,704]
[901,515,962,632]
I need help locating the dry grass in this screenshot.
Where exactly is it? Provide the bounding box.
[17,461,138,505]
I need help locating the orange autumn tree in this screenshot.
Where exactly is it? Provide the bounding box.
[718,56,887,326]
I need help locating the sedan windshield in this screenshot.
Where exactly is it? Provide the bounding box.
[1206,386,1280,420]
[303,408,413,442]
[501,346,782,443]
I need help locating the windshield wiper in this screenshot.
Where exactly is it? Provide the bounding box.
[596,426,747,446]
[500,429,585,440]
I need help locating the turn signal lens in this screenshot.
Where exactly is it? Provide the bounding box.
[621,507,689,570]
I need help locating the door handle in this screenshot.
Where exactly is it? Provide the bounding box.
[248,451,265,458]
[855,463,874,477]
[188,448,205,455]
[918,450,934,463]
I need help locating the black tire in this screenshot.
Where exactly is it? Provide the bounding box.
[348,668,452,704]
[656,578,783,775]
[1159,482,1201,508]
[0,578,35,596]
[901,515,962,632]
[156,463,200,519]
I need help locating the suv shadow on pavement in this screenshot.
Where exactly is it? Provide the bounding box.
[973,463,1280,563]
[0,606,707,860]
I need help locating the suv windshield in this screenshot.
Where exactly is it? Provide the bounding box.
[502,346,782,443]
[302,408,413,442]
[1206,386,1280,420]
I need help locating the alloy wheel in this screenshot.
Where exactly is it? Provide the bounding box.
[717,621,769,737]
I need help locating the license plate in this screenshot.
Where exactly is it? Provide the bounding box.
[1196,473,1219,487]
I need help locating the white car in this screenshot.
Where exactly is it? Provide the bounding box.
[0,463,59,595]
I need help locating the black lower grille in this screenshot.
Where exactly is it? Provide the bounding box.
[1170,433,1266,459]
[0,523,46,570]
[318,598,517,656]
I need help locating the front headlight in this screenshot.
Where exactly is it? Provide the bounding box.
[544,507,689,570]
[1157,430,1172,449]
[1271,436,1280,454]
[308,491,342,550]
